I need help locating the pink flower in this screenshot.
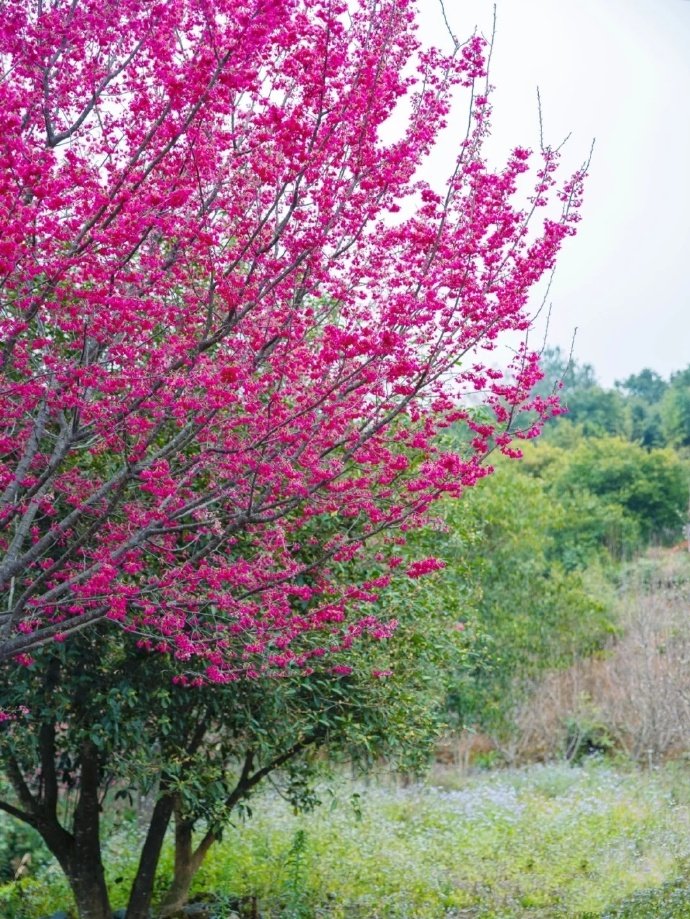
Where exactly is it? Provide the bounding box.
[406,557,447,579]
[0,0,584,676]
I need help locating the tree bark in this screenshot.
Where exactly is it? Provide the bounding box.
[4,731,112,919]
[64,858,113,919]
[158,809,216,918]
[0,802,112,919]
[66,741,112,919]
[126,793,176,919]
[35,807,112,919]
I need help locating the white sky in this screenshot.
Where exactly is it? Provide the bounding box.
[416,0,690,386]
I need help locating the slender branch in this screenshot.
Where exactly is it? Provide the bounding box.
[0,797,38,826]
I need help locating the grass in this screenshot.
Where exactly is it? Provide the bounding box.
[3,760,690,917]
[187,761,690,917]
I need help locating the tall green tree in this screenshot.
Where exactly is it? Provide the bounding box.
[401,453,612,736]
[616,369,667,447]
[661,366,690,448]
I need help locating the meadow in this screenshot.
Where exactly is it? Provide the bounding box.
[4,760,690,918]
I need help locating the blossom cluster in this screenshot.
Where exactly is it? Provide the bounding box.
[0,0,585,679]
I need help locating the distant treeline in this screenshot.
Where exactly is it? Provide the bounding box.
[536,347,690,449]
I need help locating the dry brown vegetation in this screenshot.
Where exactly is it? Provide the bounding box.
[505,551,690,764]
[435,551,690,771]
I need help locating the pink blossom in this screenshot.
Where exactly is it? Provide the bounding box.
[0,0,585,678]
[407,558,447,579]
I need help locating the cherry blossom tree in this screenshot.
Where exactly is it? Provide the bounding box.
[0,0,585,679]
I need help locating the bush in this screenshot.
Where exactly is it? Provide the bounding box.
[0,813,50,884]
[511,566,690,763]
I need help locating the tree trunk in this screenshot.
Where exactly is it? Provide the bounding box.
[35,819,112,919]
[157,810,216,918]
[157,859,197,918]
[67,741,112,919]
[4,727,112,919]
[65,857,113,919]
[126,793,176,919]
[11,811,112,919]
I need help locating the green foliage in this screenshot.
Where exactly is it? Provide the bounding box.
[563,711,616,763]
[410,454,614,734]
[0,811,49,884]
[282,829,311,919]
[617,368,668,404]
[561,386,631,438]
[538,351,682,449]
[661,366,690,448]
[615,369,668,447]
[521,437,688,559]
[0,866,71,918]
[561,438,687,541]
[584,868,690,918]
[461,457,611,658]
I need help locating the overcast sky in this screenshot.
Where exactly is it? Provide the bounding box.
[416,0,690,387]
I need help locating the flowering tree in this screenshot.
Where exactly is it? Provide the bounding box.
[0,585,461,918]
[0,0,584,677]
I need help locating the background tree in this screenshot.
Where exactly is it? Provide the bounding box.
[535,350,629,439]
[539,353,673,449]
[535,346,598,394]
[616,368,667,404]
[518,438,688,561]
[612,369,667,447]
[660,366,690,448]
[0,0,585,674]
[412,454,612,736]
